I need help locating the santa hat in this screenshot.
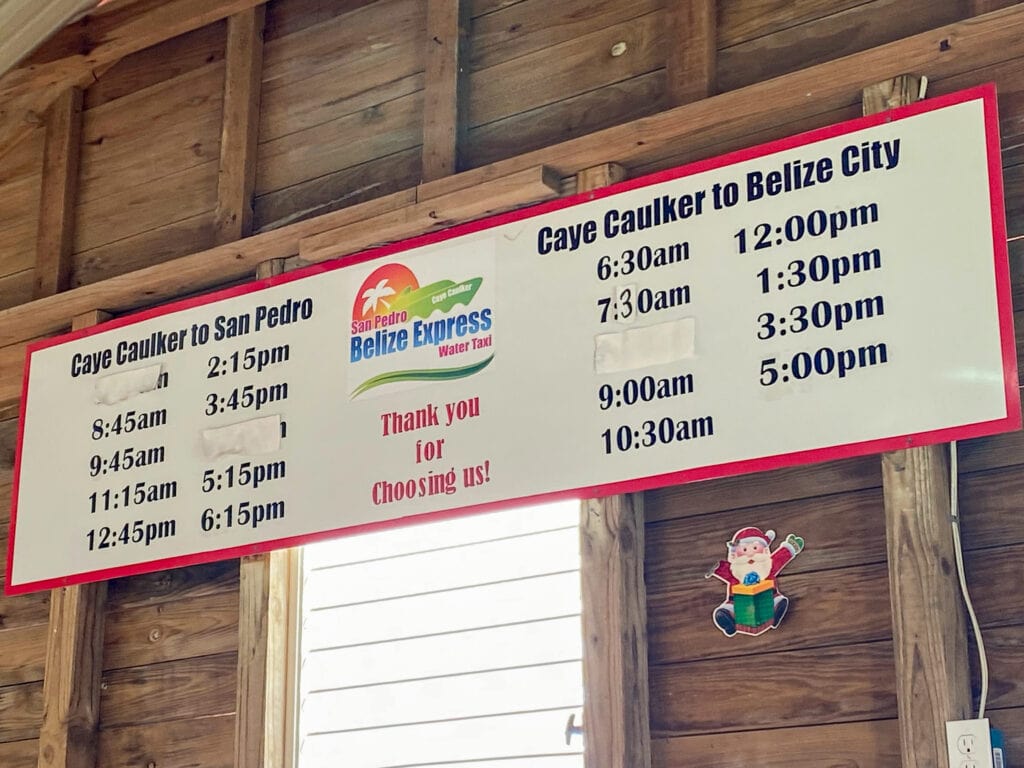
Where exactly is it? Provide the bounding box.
[730,527,775,547]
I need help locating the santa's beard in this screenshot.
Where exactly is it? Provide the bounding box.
[730,551,772,582]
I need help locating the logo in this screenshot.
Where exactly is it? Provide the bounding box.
[348,263,494,397]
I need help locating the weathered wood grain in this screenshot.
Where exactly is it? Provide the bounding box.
[0,738,37,768]
[0,269,33,312]
[79,62,225,204]
[99,652,237,729]
[581,492,650,768]
[468,11,664,127]
[214,6,267,243]
[264,0,374,42]
[976,624,1024,710]
[103,586,240,671]
[882,444,972,764]
[253,147,422,233]
[0,124,43,185]
[106,561,239,612]
[0,624,48,686]
[665,0,716,104]
[255,89,423,196]
[966,542,1024,628]
[717,0,964,93]
[97,714,234,768]
[652,718,901,768]
[0,0,269,165]
[649,641,897,736]
[960,465,1024,550]
[0,681,43,741]
[299,165,560,262]
[645,486,889,593]
[0,584,51,629]
[0,174,42,279]
[464,70,665,169]
[648,562,893,665]
[422,0,468,181]
[646,454,882,522]
[0,0,96,82]
[72,212,218,288]
[469,0,660,71]
[82,20,227,110]
[717,0,869,48]
[33,87,83,299]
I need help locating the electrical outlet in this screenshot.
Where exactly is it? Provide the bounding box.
[946,718,994,768]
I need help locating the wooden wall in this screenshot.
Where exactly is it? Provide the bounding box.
[0,0,1023,766]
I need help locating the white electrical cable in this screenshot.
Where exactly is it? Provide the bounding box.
[949,440,989,718]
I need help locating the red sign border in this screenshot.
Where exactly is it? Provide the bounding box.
[6,83,1019,595]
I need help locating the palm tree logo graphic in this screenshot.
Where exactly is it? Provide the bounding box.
[360,278,396,317]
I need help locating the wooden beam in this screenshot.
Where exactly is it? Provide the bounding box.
[0,0,96,80]
[422,0,468,182]
[214,6,267,244]
[665,0,717,105]
[872,75,972,768]
[300,165,561,262]
[33,86,83,299]
[0,0,270,164]
[577,162,650,768]
[36,308,110,768]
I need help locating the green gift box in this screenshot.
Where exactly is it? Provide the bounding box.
[733,578,775,628]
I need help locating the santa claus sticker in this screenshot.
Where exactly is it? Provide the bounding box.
[706,526,805,637]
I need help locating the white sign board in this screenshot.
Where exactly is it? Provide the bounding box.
[7,85,1018,594]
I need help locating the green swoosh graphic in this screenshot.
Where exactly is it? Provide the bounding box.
[351,355,494,398]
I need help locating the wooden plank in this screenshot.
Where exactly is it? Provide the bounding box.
[0,625,49,686]
[97,714,233,768]
[650,641,897,736]
[99,652,237,729]
[652,719,901,768]
[0,269,35,311]
[0,0,270,165]
[422,0,468,181]
[253,147,421,233]
[871,75,971,768]
[665,0,716,105]
[0,0,96,81]
[79,62,225,204]
[468,0,660,72]
[264,0,374,42]
[36,308,109,768]
[256,89,423,197]
[960,465,1024,550]
[0,174,42,278]
[718,0,963,93]
[300,164,561,262]
[235,549,290,768]
[0,681,44,741]
[73,160,218,255]
[467,11,665,128]
[33,87,82,299]
[82,20,228,110]
[648,562,893,665]
[464,70,666,170]
[424,6,1024,198]
[645,486,889,594]
[103,586,239,670]
[214,6,266,244]
[978,625,1024,710]
[106,560,239,612]
[717,0,868,48]
[965,542,1024,629]
[579,199,650,768]
[0,739,38,768]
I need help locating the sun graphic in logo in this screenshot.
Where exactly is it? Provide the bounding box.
[352,264,419,321]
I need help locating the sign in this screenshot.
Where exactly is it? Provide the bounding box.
[7,85,1018,594]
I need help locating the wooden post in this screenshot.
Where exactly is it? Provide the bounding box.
[34,86,83,299]
[37,310,111,768]
[665,0,716,105]
[422,0,468,182]
[234,257,291,768]
[214,5,267,244]
[869,75,972,768]
[578,163,650,768]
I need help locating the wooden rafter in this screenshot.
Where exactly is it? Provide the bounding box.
[422,0,468,182]
[665,0,716,105]
[214,5,267,244]
[0,0,97,80]
[33,86,83,299]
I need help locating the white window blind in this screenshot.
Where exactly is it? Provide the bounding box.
[295,501,585,768]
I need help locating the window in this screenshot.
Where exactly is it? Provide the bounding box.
[292,501,585,768]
